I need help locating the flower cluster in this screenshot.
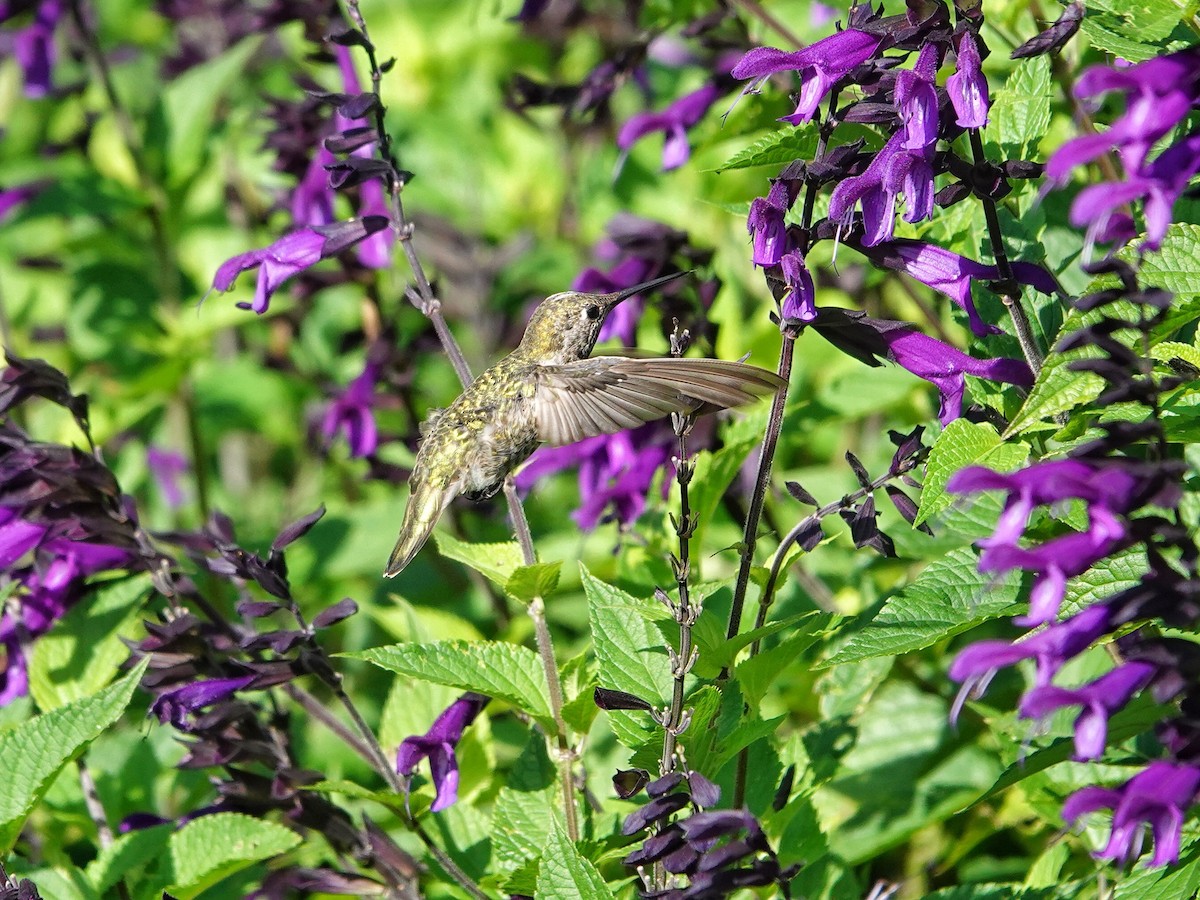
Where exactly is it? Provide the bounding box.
[1046,47,1200,250]
[730,3,1047,426]
[0,354,144,704]
[619,769,795,898]
[949,260,1200,867]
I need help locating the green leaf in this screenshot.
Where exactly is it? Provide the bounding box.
[1113,843,1200,899]
[1078,9,1179,62]
[707,127,819,173]
[988,55,1052,158]
[346,640,554,725]
[692,612,824,678]
[582,567,671,706]
[165,812,300,899]
[534,820,616,900]
[435,532,525,586]
[917,420,1030,526]
[493,739,558,873]
[29,575,150,710]
[1150,340,1200,370]
[0,657,148,853]
[1139,225,1200,300]
[507,562,563,602]
[824,549,1023,665]
[85,823,172,896]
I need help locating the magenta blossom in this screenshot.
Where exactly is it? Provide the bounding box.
[828,132,935,246]
[895,44,941,150]
[747,180,793,267]
[1064,761,1200,867]
[397,693,488,812]
[211,217,389,314]
[618,82,723,171]
[731,29,881,125]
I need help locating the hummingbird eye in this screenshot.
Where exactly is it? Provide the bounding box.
[585,305,601,320]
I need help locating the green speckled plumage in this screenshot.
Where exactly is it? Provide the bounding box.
[384,273,785,576]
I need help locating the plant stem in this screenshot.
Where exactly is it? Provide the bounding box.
[660,424,696,776]
[968,129,1042,374]
[345,1,577,840]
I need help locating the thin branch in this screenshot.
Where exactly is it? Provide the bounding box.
[344,0,577,841]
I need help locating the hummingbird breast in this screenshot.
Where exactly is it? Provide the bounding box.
[413,357,541,500]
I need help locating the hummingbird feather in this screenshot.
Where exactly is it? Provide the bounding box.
[531,356,786,446]
[385,478,458,577]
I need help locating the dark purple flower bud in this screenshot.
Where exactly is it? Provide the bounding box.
[732,29,881,125]
[687,771,720,809]
[1063,761,1200,866]
[150,675,256,730]
[210,218,389,314]
[237,600,283,618]
[396,692,488,812]
[613,768,650,799]
[312,598,357,629]
[646,772,685,797]
[272,505,327,551]
[779,250,817,322]
[678,809,758,844]
[324,156,393,190]
[623,826,689,867]
[947,32,989,128]
[618,82,723,171]
[1011,1,1083,59]
[146,447,188,509]
[321,358,381,458]
[594,687,653,711]
[1020,662,1156,760]
[622,792,690,835]
[785,481,818,505]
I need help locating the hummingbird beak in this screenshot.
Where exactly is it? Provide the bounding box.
[602,270,692,309]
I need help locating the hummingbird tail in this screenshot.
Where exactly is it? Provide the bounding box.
[384,482,454,577]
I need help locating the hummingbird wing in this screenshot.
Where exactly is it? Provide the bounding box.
[531,356,785,446]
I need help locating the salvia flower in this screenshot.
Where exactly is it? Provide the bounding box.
[146,447,188,509]
[828,132,935,246]
[880,327,1032,425]
[779,250,817,322]
[3,0,62,97]
[895,44,941,150]
[731,29,881,125]
[396,692,488,812]
[1019,662,1157,761]
[747,180,792,268]
[1063,761,1200,867]
[946,32,989,128]
[618,82,723,171]
[516,422,678,530]
[321,357,383,458]
[210,217,389,314]
[150,675,257,731]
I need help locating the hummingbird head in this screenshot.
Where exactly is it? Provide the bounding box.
[518,270,691,362]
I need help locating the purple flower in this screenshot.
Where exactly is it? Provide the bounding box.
[747,180,792,267]
[947,32,989,128]
[779,250,817,322]
[1064,761,1200,867]
[6,0,62,97]
[618,82,723,171]
[1069,132,1200,251]
[150,675,257,730]
[881,328,1032,425]
[1047,48,1200,180]
[950,602,1114,695]
[210,217,389,314]
[0,182,45,220]
[731,29,881,125]
[1020,662,1156,760]
[516,422,676,530]
[147,447,188,508]
[396,693,488,812]
[895,44,941,150]
[948,459,1137,548]
[828,132,935,246]
[321,359,382,458]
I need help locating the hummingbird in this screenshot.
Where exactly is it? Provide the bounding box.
[385,271,786,576]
